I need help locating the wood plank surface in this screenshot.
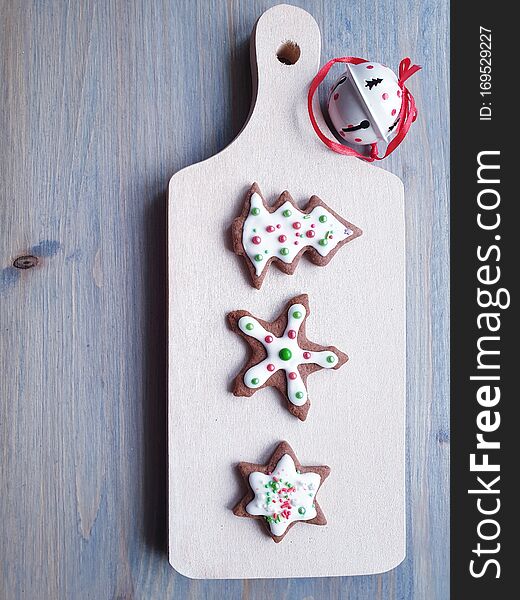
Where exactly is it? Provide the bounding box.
[0,1,449,598]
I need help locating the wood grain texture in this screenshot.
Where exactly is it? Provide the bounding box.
[0,0,449,598]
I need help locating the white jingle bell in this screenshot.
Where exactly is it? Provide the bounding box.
[327,62,403,146]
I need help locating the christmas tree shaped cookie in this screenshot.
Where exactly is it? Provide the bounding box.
[228,294,348,421]
[233,441,330,542]
[232,183,362,288]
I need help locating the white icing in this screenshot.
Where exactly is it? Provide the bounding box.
[246,454,321,537]
[238,303,339,406]
[242,192,356,276]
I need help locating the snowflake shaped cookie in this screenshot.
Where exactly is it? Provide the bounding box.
[228,294,348,421]
[232,183,362,288]
[233,441,330,542]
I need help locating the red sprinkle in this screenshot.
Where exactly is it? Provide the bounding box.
[265,335,273,343]
[252,236,261,245]
[276,224,281,229]
[292,222,301,230]
[266,225,275,233]
[267,363,275,372]
[311,223,315,228]
[289,372,297,380]
[278,235,287,243]
[306,230,315,238]
[288,330,296,339]
[366,65,374,69]
[294,241,299,245]
[303,351,311,359]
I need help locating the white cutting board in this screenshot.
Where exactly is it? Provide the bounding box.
[168,4,405,579]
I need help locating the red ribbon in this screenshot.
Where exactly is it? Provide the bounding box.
[307,57,421,161]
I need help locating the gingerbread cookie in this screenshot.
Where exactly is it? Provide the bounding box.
[232,183,362,288]
[233,441,330,543]
[228,293,348,421]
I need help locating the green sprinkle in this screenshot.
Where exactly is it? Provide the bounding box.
[319,215,327,223]
[295,391,304,400]
[251,377,259,385]
[283,209,292,217]
[245,322,254,331]
[298,507,306,515]
[254,253,263,262]
[251,207,260,216]
[292,310,302,319]
[280,247,289,256]
[252,228,256,232]
[327,355,336,363]
[264,249,269,254]
[279,348,292,361]
[319,238,328,247]
[303,214,311,219]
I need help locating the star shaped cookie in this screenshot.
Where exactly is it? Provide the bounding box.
[233,441,330,542]
[228,293,348,421]
[232,182,362,289]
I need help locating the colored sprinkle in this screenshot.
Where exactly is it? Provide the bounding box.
[295,391,304,400]
[319,215,327,223]
[251,207,260,216]
[294,241,299,245]
[251,377,259,385]
[252,236,261,244]
[289,372,297,380]
[280,247,289,256]
[283,209,292,217]
[306,230,315,238]
[298,507,306,515]
[245,322,254,331]
[303,215,311,219]
[292,222,301,230]
[264,335,273,343]
[265,249,269,254]
[292,311,302,319]
[254,253,263,262]
[267,363,275,372]
[288,330,296,339]
[279,348,292,361]
[276,224,281,229]
[319,239,328,247]
[303,351,311,359]
[278,235,287,243]
[327,355,336,363]
[266,225,275,233]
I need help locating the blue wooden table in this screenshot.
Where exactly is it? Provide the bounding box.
[0,1,449,598]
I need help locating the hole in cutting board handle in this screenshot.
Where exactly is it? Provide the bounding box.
[276,41,301,65]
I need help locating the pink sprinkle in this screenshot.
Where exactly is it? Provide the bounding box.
[266,225,275,233]
[252,236,261,244]
[306,230,315,238]
[355,137,362,142]
[265,335,273,343]
[267,363,275,372]
[288,330,296,339]
[391,108,397,116]
[329,235,333,239]
[278,234,287,243]
[340,131,346,138]
[333,93,339,100]
[295,232,300,237]
[347,124,354,128]
[289,372,297,380]
[276,224,281,229]
[366,65,374,69]
[303,351,311,359]
[397,89,401,97]
[292,222,301,230]
[382,93,389,100]
[311,223,315,228]
[294,241,299,245]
